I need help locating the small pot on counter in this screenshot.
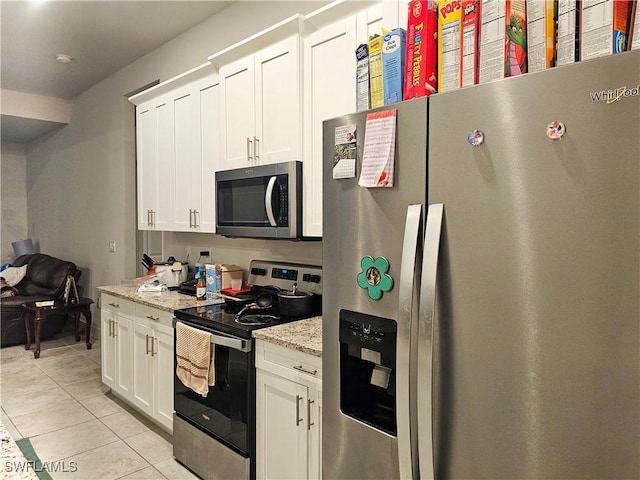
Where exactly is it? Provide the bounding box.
[277,283,314,318]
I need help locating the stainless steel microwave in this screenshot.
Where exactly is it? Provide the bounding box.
[215,161,302,239]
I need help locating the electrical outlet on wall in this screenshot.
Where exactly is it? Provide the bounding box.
[109,240,116,252]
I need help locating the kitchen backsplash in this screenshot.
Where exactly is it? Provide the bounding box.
[164,231,322,277]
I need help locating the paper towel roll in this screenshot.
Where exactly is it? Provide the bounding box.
[12,238,36,257]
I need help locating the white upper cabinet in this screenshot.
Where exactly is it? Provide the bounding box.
[170,74,220,233]
[132,66,219,234]
[302,17,357,238]
[219,35,302,170]
[136,99,172,231]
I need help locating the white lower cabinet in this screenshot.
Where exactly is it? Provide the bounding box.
[101,294,174,432]
[256,340,322,480]
[101,295,133,398]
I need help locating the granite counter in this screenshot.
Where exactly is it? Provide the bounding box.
[97,284,223,313]
[252,316,322,357]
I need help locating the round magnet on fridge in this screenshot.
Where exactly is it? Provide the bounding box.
[357,256,394,300]
[467,130,485,147]
[546,121,566,140]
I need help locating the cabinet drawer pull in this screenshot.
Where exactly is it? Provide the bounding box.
[108,303,120,308]
[146,315,159,321]
[295,395,302,426]
[145,334,150,355]
[108,319,113,337]
[151,337,156,357]
[293,365,317,376]
[247,137,253,162]
[194,210,199,228]
[113,321,117,337]
[307,399,314,430]
[189,209,193,228]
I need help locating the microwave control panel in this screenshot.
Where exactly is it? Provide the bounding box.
[248,260,322,295]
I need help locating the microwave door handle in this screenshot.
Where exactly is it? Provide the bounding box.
[265,176,278,227]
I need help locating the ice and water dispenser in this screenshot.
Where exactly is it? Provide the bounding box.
[339,310,397,435]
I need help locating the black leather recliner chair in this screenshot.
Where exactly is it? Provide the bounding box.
[1,254,81,347]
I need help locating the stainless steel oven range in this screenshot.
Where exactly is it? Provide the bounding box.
[172,260,322,480]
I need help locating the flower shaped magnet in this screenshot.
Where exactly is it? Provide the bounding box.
[357,256,394,300]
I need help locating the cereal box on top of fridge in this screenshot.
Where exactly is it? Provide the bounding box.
[580,0,631,60]
[505,0,528,77]
[404,0,439,98]
[438,0,463,92]
[369,34,385,108]
[383,28,407,105]
[460,0,482,87]
[356,43,370,112]
[527,0,558,72]
[556,0,580,65]
[479,0,506,83]
[630,0,639,50]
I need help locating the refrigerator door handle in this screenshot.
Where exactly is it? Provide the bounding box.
[398,203,423,480]
[418,203,444,480]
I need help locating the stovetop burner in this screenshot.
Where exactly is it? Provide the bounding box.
[236,314,279,325]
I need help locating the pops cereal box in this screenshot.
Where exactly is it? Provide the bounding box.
[404,0,439,98]
[527,0,557,72]
[460,0,482,87]
[438,0,463,92]
[479,0,507,83]
[580,0,631,60]
[504,0,528,77]
[383,28,407,105]
[556,0,580,65]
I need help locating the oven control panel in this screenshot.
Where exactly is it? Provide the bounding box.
[248,260,322,295]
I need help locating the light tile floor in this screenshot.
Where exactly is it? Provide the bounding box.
[1,325,199,480]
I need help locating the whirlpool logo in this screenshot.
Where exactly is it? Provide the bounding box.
[590,85,640,104]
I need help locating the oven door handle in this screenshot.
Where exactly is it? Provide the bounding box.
[210,332,252,352]
[174,319,252,353]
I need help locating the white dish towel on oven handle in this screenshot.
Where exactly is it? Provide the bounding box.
[176,322,215,396]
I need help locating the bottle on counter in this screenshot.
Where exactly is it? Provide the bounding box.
[196,271,206,301]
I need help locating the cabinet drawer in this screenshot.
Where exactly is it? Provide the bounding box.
[135,304,173,328]
[256,340,322,389]
[101,294,135,316]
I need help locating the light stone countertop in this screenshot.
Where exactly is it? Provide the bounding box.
[97,284,322,356]
[97,284,223,313]
[252,316,322,357]
[1,423,39,480]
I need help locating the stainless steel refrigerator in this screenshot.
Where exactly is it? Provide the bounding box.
[322,50,639,479]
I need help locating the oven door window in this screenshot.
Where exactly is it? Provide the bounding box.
[216,175,285,227]
[174,343,251,455]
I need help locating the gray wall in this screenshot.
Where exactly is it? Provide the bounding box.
[1,142,28,263]
[23,1,328,300]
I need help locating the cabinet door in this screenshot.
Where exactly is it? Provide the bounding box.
[131,321,154,416]
[356,3,385,43]
[136,104,157,231]
[153,325,174,432]
[219,56,256,170]
[115,316,133,400]
[171,86,198,232]
[198,78,220,233]
[100,310,116,388]
[307,386,322,480]
[256,371,308,479]
[303,18,357,237]
[255,36,302,165]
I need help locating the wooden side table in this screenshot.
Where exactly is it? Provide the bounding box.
[22,297,94,359]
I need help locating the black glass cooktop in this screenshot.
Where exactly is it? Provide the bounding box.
[174,298,320,339]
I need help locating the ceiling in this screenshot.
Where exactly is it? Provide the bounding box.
[1,0,232,143]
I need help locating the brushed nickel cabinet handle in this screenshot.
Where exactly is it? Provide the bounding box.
[293,365,317,376]
[307,399,315,430]
[247,137,253,163]
[295,395,302,426]
[145,334,150,355]
[254,136,259,161]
